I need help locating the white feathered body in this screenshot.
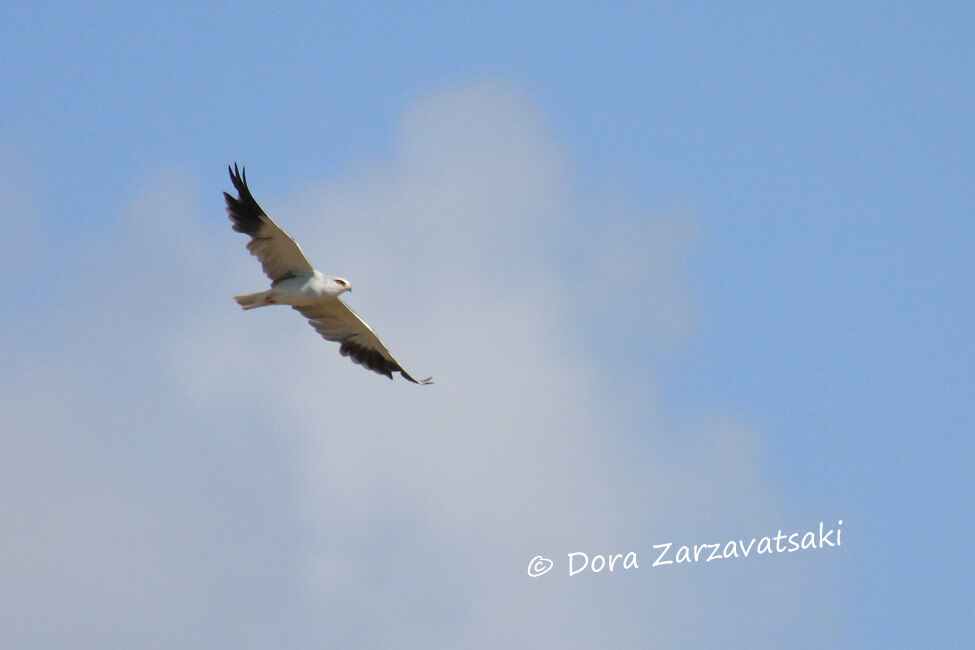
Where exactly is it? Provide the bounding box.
[235,271,345,309]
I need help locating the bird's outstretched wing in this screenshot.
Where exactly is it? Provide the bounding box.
[224,163,314,285]
[293,301,433,384]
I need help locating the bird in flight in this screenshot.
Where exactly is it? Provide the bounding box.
[224,164,432,384]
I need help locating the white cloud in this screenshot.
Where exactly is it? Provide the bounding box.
[0,82,840,648]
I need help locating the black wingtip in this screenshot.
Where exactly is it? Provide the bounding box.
[224,163,266,236]
[228,162,248,192]
[401,371,434,385]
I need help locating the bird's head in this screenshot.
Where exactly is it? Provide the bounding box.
[330,277,352,295]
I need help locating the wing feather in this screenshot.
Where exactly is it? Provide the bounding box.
[224,164,314,284]
[294,301,433,384]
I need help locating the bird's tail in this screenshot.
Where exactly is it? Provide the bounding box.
[234,291,272,310]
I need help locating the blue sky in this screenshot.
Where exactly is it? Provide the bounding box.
[2,2,972,647]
